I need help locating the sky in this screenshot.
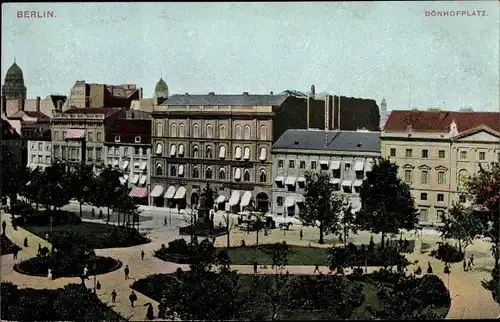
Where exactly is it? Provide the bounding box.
[2,2,499,112]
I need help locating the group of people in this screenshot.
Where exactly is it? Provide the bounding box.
[463,254,475,271]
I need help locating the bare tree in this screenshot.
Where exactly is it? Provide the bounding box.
[221,210,237,248]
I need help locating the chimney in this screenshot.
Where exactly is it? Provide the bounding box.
[139,87,143,99]
[36,96,41,112]
[208,92,215,96]
[57,100,63,111]
[243,92,249,96]
[270,91,273,95]
[185,93,189,96]
[311,85,316,99]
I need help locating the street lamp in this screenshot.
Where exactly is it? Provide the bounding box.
[147,184,151,208]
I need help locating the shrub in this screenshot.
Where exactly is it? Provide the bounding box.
[167,239,190,256]
[14,210,82,226]
[327,244,409,268]
[10,202,35,217]
[432,243,464,263]
[418,274,451,308]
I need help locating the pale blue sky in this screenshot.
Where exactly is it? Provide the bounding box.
[2,2,499,111]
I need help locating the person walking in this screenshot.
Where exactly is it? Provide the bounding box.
[470,254,475,266]
[299,229,303,240]
[141,250,145,260]
[253,261,258,274]
[2,220,6,234]
[463,258,468,272]
[468,258,473,271]
[158,300,166,319]
[13,248,18,260]
[124,265,130,280]
[314,264,320,274]
[427,261,433,274]
[38,244,42,255]
[111,289,117,303]
[129,291,137,307]
[23,237,28,247]
[146,303,154,320]
[83,265,89,277]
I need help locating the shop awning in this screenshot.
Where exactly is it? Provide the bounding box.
[174,186,186,199]
[243,147,250,160]
[140,162,147,171]
[330,160,341,170]
[296,195,305,203]
[113,160,119,167]
[164,186,176,199]
[131,174,139,184]
[122,160,129,170]
[216,195,226,204]
[330,178,340,184]
[234,168,242,180]
[275,176,284,183]
[228,191,241,206]
[354,161,365,172]
[297,177,305,183]
[366,161,374,172]
[65,129,85,140]
[129,186,148,198]
[178,165,184,176]
[123,174,129,181]
[155,144,162,155]
[178,144,184,156]
[320,160,329,167]
[285,177,296,186]
[240,191,252,207]
[235,147,242,159]
[285,196,295,207]
[170,144,177,156]
[259,148,267,161]
[353,180,363,187]
[134,162,140,168]
[150,185,164,198]
[219,146,226,159]
[341,180,352,187]
[139,175,147,186]
[119,177,127,185]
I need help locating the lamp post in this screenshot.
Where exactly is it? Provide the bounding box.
[93,262,97,293]
[147,183,151,208]
[49,216,53,241]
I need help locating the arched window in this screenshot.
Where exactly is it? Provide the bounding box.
[178,144,185,157]
[259,169,267,183]
[235,125,242,140]
[219,146,226,159]
[244,125,251,140]
[156,123,163,136]
[244,146,251,160]
[260,125,267,140]
[219,167,226,180]
[219,125,226,139]
[156,163,163,176]
[205,167,213,179]
[179,124,185,138]
[206,124,213,139]
[458,169,469,187]
[155,143,163,155]
[192,166,199,178]
[193,124,199,138]
[235,146,242,160]
[193,145,199,158]
[243,169,251,182]
[170,124,177,137]
[170,165,177,177]
[109,147,115,155]
[206,145,212,159]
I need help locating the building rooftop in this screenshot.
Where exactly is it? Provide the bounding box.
[105,119,151,144]
[160,93,289,106]
[61,108,122,117]
[273,129,381,152]
[384,110,500,132]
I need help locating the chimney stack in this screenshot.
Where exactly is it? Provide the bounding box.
[139,87,143,99]
[311,85,315,99]
[243,92,249,96]
[270,91,273,95]
[56,100,63,111]
[36,96,41,112]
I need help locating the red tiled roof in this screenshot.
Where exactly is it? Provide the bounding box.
[384,110,500,133]
[63,108,122,117]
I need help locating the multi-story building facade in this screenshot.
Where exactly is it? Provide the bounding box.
[381,110,500,225]
[271,129,380,218]
[50,108,125,169]
[27,131,52,170]
[104,118,152,204]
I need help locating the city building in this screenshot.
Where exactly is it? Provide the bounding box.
[2,60,27,100]
[1,118,22,168]
[381,109,500,225]
[27,131,52,170]
[322,94,381,132]
[271,129,380,218]
[104,118,152,205]
[50,108,126,169]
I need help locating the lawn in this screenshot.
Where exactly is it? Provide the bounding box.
[23,222,150,249]
[223,245,329,266]
[0,234,21,255]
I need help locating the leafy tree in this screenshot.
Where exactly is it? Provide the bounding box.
[300,171,343,244]
[340,203,357,247]
[111,189,139,228]
[21,167,44,214]
[39,162,72,211]
[440,201,484,253]
[356,159,419,248]
[221,211,237,248]
[70,164,95,218]
[94,167,123,223]
[247,209,268,245]
[1,144,24,207]
[327,246,353,274]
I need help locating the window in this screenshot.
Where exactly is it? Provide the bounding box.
[243,125,251,140]
[193,124,199,138]
[390,148,396,157]
[179,124,185,138]
[156,143,163,155]
[135,136,141,143]
[460,151,467,160]
[88,132,94,142]
[62,146,66,159]
[260,169,267,183]
[278,159,284,168]
[299,161,306,169]
[235,147,242,160]
[115,147,120,155]
[422,150,428,158]
[420,193,427,200]
[31,155,36,163]
[156,164,163,176]
[46,156,50,164]
[235,125,242,140]
[277,196,284,207]
[311,161,317,170]
[205,167,213,179]
[192,167,199,178]
[178,144,185,157]
[404,169,412,183]
[459,195,466,203]
[405,149,412,157]
[243,169,251,182]
[259,147,267,161]
[62,131,67,139]
[219,125,226,139]
[206,124,213,139]
[96,132,102,142]
[219,168,226,180]
[479,152,486,161]
[206,145,213,159]
[219,146,226,159]
[54,131,59,141]
[437,194,444,202]
[156,123,163,136]
[438,150,446,158]
[193,145,199,158]
[438,171,446,184]
[243,147,251,160]
[260,125,267,140]
[87,147,93,161]
[437,210,445,221]
[135,147,141,156]
[420,209,428,221]
[344,163,351,173]
[170,124,177,137]
[170,165,177,177]
[38,142,43,151]
[289,160,295,168]
[115,136,121,143]
[95,147,102,161]
[421,170,428,184]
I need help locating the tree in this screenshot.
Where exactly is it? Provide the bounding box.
[247,209,267,245]
[94,167,123,223]
[221,211,237,248]
[21,167,44,214]
[356,159,419,248]
[266,242,291,320]
[39,162,72,211]
[1,144,24,207]
[70,165,95,218]
[300,171,343,244]
[440,201,484,253]
[340,203,357,247]
[112,192,141,229]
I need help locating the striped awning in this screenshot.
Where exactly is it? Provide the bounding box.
[164,186,176,199]
[297,177,305,183]
[354,161,365,172]
[139,175,147,186]
[140,162,147,171]
[342,180,352,187]
[174,186,186,199]
[150,185,164,198]
[285,177,296,186]
[131,174,139,184]
[216,195,226,203]
[330,161,341,170]
[296,195,305,203]
[330,178,340,184]
[228,191,241,206]
[65,129,85,140]
[285,196,295,207]
[353,180,363,187]
[129,186,148,198]
[275,176,284,183]
[240,191,252,207]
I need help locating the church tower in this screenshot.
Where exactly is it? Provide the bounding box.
[154,78,169,105]
[2,60,27,100]
[381,97,387,112]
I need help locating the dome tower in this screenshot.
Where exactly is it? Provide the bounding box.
[154,78,169,104]
[2,59,27,100]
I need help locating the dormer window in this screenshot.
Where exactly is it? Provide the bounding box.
[115,136,121,143]
[135,136,141,143]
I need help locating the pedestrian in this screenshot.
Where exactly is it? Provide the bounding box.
[38,244,41,255]
[96,281,101,290]
[45,233,49,241]
[83,265,89,277]
[129,291,137,307]
[299,229,303,240]
[415,265,422,275]
[146,303,154,320]
[468,259,473,271]
[463,259,468,272]
[141,250,145,260]
[23,237,28,247]
[158,300,166,319]
[124,265,130,280]
[2,220,6,234]
[339,234,344,244]
[427,261,433,274]
[47,268,53,280]
[253,261,258,274]
[470,254,475,266]
[111,289,117,303]
[314,264,320,274]
[13,248,18,260]
[92,208,95,217]
[164,217,167,226]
